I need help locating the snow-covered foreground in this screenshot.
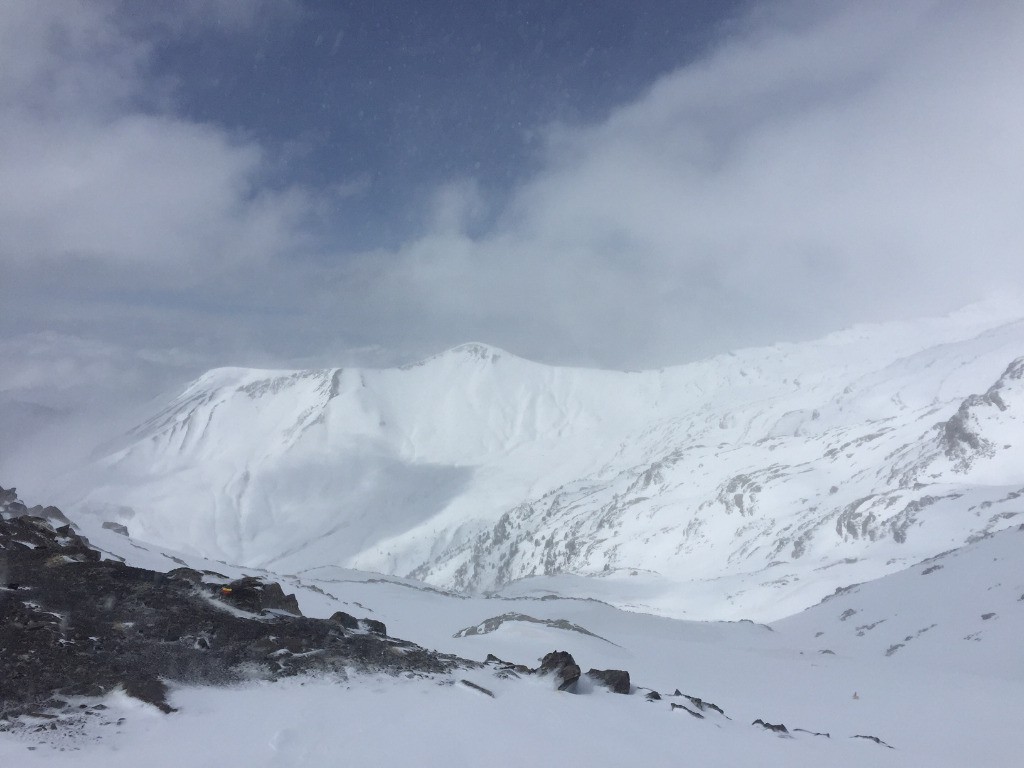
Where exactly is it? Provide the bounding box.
[66,303,1024,622]
[4,518,1021,766]
[0,676,890,768]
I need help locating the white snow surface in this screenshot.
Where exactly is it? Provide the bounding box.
[3,516,1023,767]
[67,303,1024,621]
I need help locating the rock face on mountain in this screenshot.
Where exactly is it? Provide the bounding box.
[68,309,1024,620]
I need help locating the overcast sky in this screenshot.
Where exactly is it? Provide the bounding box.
[2,0,1023,432]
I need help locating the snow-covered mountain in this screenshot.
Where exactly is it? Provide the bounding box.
[70,304,1024,620]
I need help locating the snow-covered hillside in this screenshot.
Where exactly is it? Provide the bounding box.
[4,498,1023,767]
[70,305,1024,620]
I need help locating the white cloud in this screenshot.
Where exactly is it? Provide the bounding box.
[2,0,1024,419]
[0,0,312,275]
[346,0,1024,366]
[0,113,312,269]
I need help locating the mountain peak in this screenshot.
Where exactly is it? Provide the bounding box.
[446,342,510,361]
[400,342,520,370]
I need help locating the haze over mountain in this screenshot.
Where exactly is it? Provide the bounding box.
[66,304,1024,622]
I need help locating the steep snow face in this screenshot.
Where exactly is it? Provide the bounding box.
[71,308,1024,620]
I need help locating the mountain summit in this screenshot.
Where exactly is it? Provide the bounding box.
[71,309,1024,620]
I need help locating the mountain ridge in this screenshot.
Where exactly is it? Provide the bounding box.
[68,306,1024,621]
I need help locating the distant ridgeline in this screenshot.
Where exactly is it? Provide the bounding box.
[67,308,1024,621]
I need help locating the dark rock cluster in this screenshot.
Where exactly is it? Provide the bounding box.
[0,488,463,719]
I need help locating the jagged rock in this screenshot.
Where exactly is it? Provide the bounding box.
[645,690,662,701]
[326,612,386,634]
[538,651,581,692]
[680,694,727,717]
[753,719,789,734]
[328,611,360,630]
[217,577,302,616]
[483,653,530,677]
[0,488,70,528]
[101,521,129,536]
[586,668,631,694]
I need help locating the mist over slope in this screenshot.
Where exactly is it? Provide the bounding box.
[69,305,1024,620]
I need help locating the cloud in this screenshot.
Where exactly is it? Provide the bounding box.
[337,0,1024,366]
[0,113,312,269]
[0,0,314,275]
[2,0,1024,435]
[0,0,323,361]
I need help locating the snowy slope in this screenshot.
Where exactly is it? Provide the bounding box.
[69,305,1024,620]
[3,508,1022,767]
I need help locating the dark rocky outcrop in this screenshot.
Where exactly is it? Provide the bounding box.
[679,693,727,717]
[0,495,465,719]
[218,576,301,615]
[671,702,705,718]
[537,650,582,691]
[1,486,72,527]
[753,719,789,734]
[586,668,630,694]
[328,611,387,635]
